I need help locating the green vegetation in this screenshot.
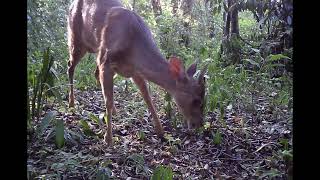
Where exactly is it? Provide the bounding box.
[28,0,292,179]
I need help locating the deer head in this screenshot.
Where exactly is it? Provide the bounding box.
[168,56,207,129]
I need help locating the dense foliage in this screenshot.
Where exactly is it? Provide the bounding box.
[28,0,292,179]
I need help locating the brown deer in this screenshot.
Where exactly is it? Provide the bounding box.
[67,0,207,145]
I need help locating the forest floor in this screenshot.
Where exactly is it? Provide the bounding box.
[27,83,292,179]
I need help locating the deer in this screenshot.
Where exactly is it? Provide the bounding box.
[67,0,207,145]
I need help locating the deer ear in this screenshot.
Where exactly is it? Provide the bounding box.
[186,63,197,78]
[169,56,185,80]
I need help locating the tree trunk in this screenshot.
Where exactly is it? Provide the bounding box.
[206,0,215,38]
[230,0,239,36]
[181,0,194,15]
[151,0,162,19]
[221,0,241,65]
[180,0,194,47]
[223,0,231,38]
[151,0,165,49]
[230,0,240,64]
[182,22,191,47]
[171,0,179,14]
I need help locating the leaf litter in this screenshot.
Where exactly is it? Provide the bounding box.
[28,85,292,179]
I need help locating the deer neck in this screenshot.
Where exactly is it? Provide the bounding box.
[135,51,177,95]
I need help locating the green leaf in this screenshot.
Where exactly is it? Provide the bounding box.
[90,113,102,126]
[46,71,55,89]
[49,67,59,80]
[41,48,50,79]
[243,59,260,67]
[164,92,172,101]
[279,138,289,150]
[50,88,63,105]
[213,7,217,15]
[281,150,293,161]
[261,63,285,72]
[266,63,286,68]
[36,111,57,137]
[137,130,145,140]
[204,122,211,130]
[103,115,109,125]
[79,119,90,130]
[267,54,291,62]
[45,127,56,141]
[126,154,145,165]
[55,119,65,148]
[95,168,112,180]
[66,129,84,143]
[213,130,222,145]
[259,169,281,179]
[151,165,173,180]
[217,5,221,13]
[79,120,95,136]
[200,47,208,58]
[251,48,260,53]
[27,90,31,129]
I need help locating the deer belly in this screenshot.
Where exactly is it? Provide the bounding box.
[110,61,135,78]
[81,30,99,52]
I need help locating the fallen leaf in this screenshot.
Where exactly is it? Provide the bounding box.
[184,140,190,145]
[233,116,242,124]
[160,151,172,158]
[153,150,158,156]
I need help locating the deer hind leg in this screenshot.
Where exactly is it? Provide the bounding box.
[97,49,116,145]
[94,66,100,86]
[95,65,117,115]
[67,44,87,107]
[132,75,164,137]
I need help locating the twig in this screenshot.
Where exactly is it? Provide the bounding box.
[238,163,253,174]
[254,142,279,153]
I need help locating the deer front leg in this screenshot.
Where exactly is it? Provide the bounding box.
[67,45,86,107]
[133,75,164,137]
[98,61,115,146]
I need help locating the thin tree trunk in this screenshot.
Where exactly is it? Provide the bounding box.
[151,0,162,20]
[171,0,179,14]
[223,0,231,38]
[230,0,239,36]
[180,0,194,47]
[222,0,240,64]
[206,0,215,38]
[182,22,190,47]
